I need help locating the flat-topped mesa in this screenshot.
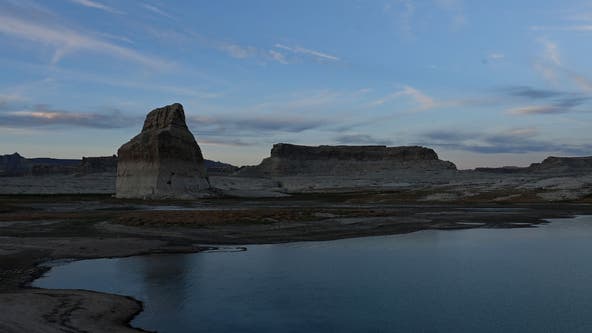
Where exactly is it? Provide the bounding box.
[116,103,210,199]
[528,156,592,173]
[270,143,440,161]
[238,143,456,177]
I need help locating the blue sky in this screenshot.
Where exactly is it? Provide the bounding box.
[1,0,592,168]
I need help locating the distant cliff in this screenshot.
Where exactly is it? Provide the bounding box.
[0,153,237,177]
[237,143,456,177]
[476,156,592,174]
[0,153,81,176]
[0,153,30,176]
[528,156,592,173]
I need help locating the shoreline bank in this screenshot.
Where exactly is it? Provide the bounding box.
[1,195,592,332]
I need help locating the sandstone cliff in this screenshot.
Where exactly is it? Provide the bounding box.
[0,153,29,176]
[0,153,80,176]
[475,156,592,174]
[528,156,592,173]
[116,103,210,199]
[237,143,456,177]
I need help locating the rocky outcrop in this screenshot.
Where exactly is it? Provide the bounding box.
[116,103,210,199]
[0,153,80,176]
[475,156,592,175]
[80,155,117,174]
[204,160,239,175]
[0,153,29,176]
[528,156,592,173]
[1,153,236,177]
[237,143,456,177]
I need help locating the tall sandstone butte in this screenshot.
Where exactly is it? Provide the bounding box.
[116,103,210,199]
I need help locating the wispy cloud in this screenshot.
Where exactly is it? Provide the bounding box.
[531,25,592,32]
[384,0,415,35]
[482,52,504,64]
[502,85,590,115]
[434,0,467,30]
[199,138,251,147]
[268,50,288,64]
[0,94,23,109]
[370,86,435,111]
[502,86,563,99]
[274,44,340,62]
[141,3,174,19]
[190,114,328,134]
[68,0,124,14]
[0,105,139,128]
[0,13,171,69]
[384,0,466,35]
[540,39,561,65]
[218,42,258,59]
[421,128,592,155]
[532,39,561,84]
[335,134,393,146]
[531,38,592,93]
[138,24,329,65]
[566,70,592,93]
[507,105,568,115]
[185,89,370,137]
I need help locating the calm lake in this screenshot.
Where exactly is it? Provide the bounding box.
[34,216,592,333]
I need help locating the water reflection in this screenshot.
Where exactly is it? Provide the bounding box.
[123,254,193,313]
[34,216,592,333]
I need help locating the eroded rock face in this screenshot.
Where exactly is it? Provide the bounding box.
[116,103,210,199]
[0,153,29,176]
[475,156,592,174]
[238,143,456,177]
[528,156,592,173]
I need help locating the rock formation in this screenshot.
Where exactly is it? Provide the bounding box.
[475,156,592,174]
[0,153,79,176]
[237,143,456,177]
[80,156,118,174]
[116,103,210,199]
[0,153,29,176]
[528,156,592,173]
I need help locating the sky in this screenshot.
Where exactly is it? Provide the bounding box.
[1,0,592,169]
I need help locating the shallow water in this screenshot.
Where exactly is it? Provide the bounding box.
[34,216,592,333]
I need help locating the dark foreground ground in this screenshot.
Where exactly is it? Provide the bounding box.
[1,193,592,332]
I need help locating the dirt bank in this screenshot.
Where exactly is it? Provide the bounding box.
[1,194,591,332]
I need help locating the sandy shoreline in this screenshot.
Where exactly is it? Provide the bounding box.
[1,194,592,332]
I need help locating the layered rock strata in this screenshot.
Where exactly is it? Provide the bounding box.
[116,103,210,199]
[238,143,456,177]
[528,156,592,173]
[476,156,592,174]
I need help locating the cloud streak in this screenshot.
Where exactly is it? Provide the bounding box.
[335,134,393,146]
[68,0,123,14]
[141,3,174,19]
[189,114,328,134]
[502,86,562,99]
[501,86,591,115]
[422,128,592,155]
[507,105,568,115]
[0,105,139,129]
[531,25,592,32]
[274,44,340,62]
[370,85,436,111]
[0,13,171,69]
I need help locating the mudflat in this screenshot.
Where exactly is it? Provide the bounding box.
[1,193,592,332]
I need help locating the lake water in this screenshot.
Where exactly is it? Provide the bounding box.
[34,216,592,333]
